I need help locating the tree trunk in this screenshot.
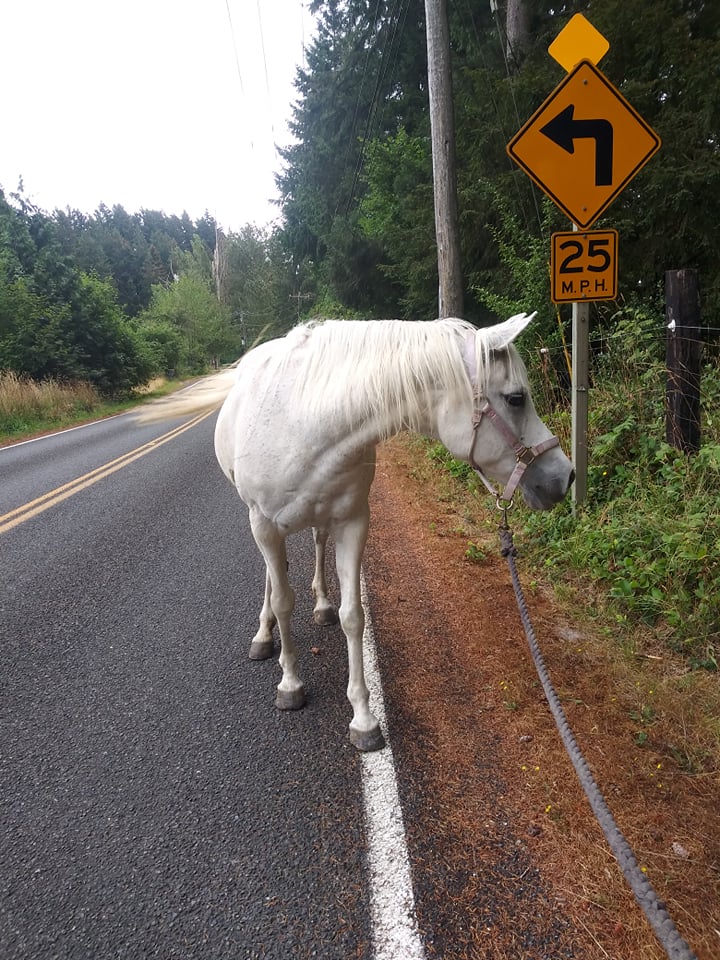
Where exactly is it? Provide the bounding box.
[424,0,464,318]
[213,228,230,305]
[505,0,530,70]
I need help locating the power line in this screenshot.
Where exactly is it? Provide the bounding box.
[342,0,410,218]
[334,0,385,218]
[224,0,245,97]
[255,0,276,150]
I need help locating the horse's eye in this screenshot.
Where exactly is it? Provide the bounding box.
[505,392,526,408]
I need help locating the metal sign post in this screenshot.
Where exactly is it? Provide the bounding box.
[571,227,590,507]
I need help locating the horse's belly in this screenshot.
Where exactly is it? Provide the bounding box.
[240,448,375,532]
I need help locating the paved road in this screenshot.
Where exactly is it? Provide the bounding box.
[1,405,376,959]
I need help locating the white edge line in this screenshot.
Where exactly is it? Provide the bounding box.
[360,570,426,960]
[0,413,127,452]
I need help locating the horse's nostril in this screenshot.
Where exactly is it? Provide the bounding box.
[568,469,576,488]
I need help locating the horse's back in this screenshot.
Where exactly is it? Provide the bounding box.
[214,335,375,531]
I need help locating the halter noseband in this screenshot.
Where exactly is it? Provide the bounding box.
[463,331,559,505]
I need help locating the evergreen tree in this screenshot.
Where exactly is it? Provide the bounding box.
[277,0,428,313]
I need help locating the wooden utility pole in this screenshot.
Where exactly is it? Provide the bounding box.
[666,268,702,454]
[213,227,230,305]
[424,0,463,318]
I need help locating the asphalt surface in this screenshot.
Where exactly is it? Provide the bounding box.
[1,410,373,959]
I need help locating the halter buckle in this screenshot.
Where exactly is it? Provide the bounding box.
[516,445,536,467]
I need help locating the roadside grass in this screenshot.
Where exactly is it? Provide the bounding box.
[521,313,720,674]
[0,371,187,444]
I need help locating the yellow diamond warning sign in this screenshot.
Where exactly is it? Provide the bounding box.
[507,60,661,228]
[548,13,609,72]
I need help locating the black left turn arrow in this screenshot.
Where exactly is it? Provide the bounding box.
[540,104,613,186]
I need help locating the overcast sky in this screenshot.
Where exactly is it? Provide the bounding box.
[1,0,314,231]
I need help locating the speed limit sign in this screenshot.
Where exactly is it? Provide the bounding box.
[551,229,618,303]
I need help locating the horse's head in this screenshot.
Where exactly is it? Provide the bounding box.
[439,313,574,510]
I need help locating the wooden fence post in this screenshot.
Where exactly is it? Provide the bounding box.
[665,268,702,454]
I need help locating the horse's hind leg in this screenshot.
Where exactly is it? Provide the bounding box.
[311,527,338,626]
[250,510,305,711]
[248,569,276,661]
[334,509,384,751]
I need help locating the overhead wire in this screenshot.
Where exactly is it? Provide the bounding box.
[224,0,245,98]
[333,0,386,220]
[486,0,545,238]
[223,0,255,153]
[255,0,277,152]
[340,0,411,220]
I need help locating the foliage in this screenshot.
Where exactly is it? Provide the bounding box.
[359,129,436,318]
[277,0,720,323]
[427,440,476,485]
[277,0,428,313]
[522,450,720,671]
[0,185,302,390]
[470,187,561,334]
[224,226,298,343]
[53,203,216,316]
[136,276,237,374]
[521,311,720,671]
[0,261,149,395]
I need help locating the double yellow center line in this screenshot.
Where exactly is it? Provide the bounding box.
[0,410,214,536]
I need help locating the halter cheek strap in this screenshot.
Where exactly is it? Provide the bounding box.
[470,400,560,503]
[463,330,560,504]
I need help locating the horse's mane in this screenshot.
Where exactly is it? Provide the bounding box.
[270,318,528,437]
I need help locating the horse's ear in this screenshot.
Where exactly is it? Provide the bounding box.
[485,311,537,350]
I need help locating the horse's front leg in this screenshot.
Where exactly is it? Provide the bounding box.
[249,511,305,711]
[311,527,339,626]
[248,568,276,661]
[334,509,385,752]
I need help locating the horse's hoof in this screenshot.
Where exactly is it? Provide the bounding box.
[313,606,339,627]
[349,725,385,752]
[248,639,274,661]
[275,687,306,711]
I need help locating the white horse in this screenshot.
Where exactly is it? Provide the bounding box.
[214,313,574,750]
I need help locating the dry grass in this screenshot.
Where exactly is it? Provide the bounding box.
[0,372,194,443]
[0,371,99,434]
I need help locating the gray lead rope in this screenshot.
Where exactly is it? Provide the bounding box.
[499,524,698,960]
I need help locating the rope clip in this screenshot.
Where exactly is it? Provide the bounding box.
[496,496,513,530]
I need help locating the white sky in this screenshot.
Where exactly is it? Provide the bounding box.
[0,0,314,232]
